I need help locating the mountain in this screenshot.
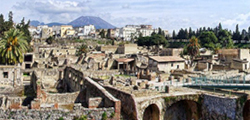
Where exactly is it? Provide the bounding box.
[68,16,116,29]
[29,20,64,27]
[29,20,45,26]
[30,16,116,29]
[46,22,64,27]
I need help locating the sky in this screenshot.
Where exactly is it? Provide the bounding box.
[1,0,250,32]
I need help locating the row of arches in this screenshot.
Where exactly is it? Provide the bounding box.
[143,100,250,120]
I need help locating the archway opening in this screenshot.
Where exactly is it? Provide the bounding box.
[243,100,250,120]
[164,100,201,120]
[143,104,160,120]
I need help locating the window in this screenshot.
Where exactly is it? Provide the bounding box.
[171,63,174,67]
[177,65,179,69]
[3,72,8,78]
[25,64,31,69]
[24,55,33,62]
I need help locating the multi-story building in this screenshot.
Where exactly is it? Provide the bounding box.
[77,25,96,36]
[60,25,73,38]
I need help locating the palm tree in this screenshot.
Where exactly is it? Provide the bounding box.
[76,44,88,56]
[187,36,200,66]
[0,28,29,64]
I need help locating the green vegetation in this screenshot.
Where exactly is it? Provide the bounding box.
[187,36,200,64]
[110,112,115,118]
[164,96,177,103]
[0,28,29,64]
[101,112,108,120]
[74,115,87,120]
[0,11,31,65]
[137,34,168,48]
[58,117,64,120]
[76,43,88,56]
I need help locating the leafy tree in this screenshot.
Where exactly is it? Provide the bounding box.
[76,44,88,56]
[199,31,218,50]
[0,28,29,64]
[187,36,200,64]
[137,34,168,48]
[218,30,234,49]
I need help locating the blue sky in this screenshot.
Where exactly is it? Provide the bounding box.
[1,0,250,32]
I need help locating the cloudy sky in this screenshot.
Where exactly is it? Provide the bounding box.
[1,0,250,32]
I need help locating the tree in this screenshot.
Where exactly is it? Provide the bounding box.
[16,18,32,43]
[188,27,193,38]
[6,11,13,30]
[199,31,218,50]
[150,34,168,47]
[218,23,222,31]
[137,34,168,48]
[0,28,29,64]
[0,14,5,36]
[218,30,234,49]
[187,36,200,65]
[172,30,176,39]
[158,27,162,35]
[233,24,241,40]
[76,43,88,56]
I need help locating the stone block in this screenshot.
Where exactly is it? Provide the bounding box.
[88,97,103,108]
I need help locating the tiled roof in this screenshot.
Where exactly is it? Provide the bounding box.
[149,56,185,62]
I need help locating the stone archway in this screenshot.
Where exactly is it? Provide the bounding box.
[164,100,201,120]
[243,100,250,120]
[143,104,160,120]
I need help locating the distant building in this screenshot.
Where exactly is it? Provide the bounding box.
[60,25,73,38]
[77,25,96,37]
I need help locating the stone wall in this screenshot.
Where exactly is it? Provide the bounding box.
[84,77,121,119]
[104,85,137,120]
[0,65,22,86]
[0,95,24,109]
[0,104,115,120]
[40,92,80,104]
[63,67,85,92]
[202,94,239,120]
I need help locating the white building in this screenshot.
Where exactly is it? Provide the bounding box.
[77,25,96,36]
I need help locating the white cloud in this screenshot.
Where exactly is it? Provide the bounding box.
[1,0,249,32]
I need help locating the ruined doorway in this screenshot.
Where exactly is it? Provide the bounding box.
[164,100,201,120]
[243,100,250,120]
[143,104,160,120]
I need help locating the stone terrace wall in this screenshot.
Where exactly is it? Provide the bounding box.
[40,91,80,104]
[202,94,238,120]
[0,96,24,109]
[0,104,115,120]
[104,85,137,120]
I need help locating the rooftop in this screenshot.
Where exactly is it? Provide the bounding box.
[149,56,185,62]
[115,58,134,63]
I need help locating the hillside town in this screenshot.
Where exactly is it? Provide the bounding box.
[1,9,250,120]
